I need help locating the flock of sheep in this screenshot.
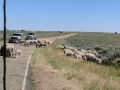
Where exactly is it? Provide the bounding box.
[0,39,54,58]
[55,44,102,64]
[0,38,102,64]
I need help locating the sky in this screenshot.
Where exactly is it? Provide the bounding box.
[0,0,120,33]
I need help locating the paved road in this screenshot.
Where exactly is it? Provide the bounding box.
[0,33,77,90]
[0,44,35,90]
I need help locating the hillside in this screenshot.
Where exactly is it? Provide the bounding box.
[58,32,120,66]
[31,32,120,90]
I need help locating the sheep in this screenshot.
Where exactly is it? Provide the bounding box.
[73,53,83,60]
[75,50,86,60]
[24,40,34,46]
[95,57,102,64]
[55,45,65,49]
[23,42,30,47]
[43,39,53,45]
[87,50,99,56]
[32,40,38,45]
[85,53,96,61]
[7,44,14,57]
[0,43,14,57]
[13,49,22,58]
[39,39,46,43]
[64,45,70,49]
[85,52,101,64]
[64,49,74,57]
[23,39,37,46]
[31,40,38,46]
[43,39,50,44]
[81,49,88,53]
[19,39,26,45]
[36,42,42,48]
[36,41,48,48]
[48,40,54,45]
[41,42,48,47]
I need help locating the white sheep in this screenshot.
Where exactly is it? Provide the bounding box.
[1,43,14,57]
[85,52,101,64]
[95,57,102,64]
[87,50,99,56]
[75,50,86,60]
[55,45,65,49]
[73,53,83,60]
[48,40,54,45]
[19,39,26,44]
[64,49,74,57]
[14,49,22,58]
[81,49,88,53]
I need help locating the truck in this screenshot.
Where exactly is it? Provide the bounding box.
[9,33,26,43]
[26,32,37,40]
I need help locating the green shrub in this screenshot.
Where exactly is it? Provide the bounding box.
[112,58,120,68]
[114,49,120,58]
[101,56,110,65]
[93,44,102,51]
[58,32,120,67]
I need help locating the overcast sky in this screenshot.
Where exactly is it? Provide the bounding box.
[0,0,120,33]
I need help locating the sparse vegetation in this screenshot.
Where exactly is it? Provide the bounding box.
[32,45,120,90]
[58,32,120,67]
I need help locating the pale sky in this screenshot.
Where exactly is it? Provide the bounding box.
[0,0,120,33]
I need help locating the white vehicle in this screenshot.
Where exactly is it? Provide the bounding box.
[9,33,26,43]
[26,32,37,40]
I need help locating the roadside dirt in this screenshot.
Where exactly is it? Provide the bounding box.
[30,33,83,90]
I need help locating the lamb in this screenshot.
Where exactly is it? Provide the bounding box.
[13,49,22,58]
[64,49,74,57]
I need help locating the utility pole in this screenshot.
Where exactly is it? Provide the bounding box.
[3,0,7,90]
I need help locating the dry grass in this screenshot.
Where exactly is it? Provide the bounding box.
[32,45,120,90]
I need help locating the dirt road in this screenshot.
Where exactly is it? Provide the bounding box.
[0,33,78,90]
